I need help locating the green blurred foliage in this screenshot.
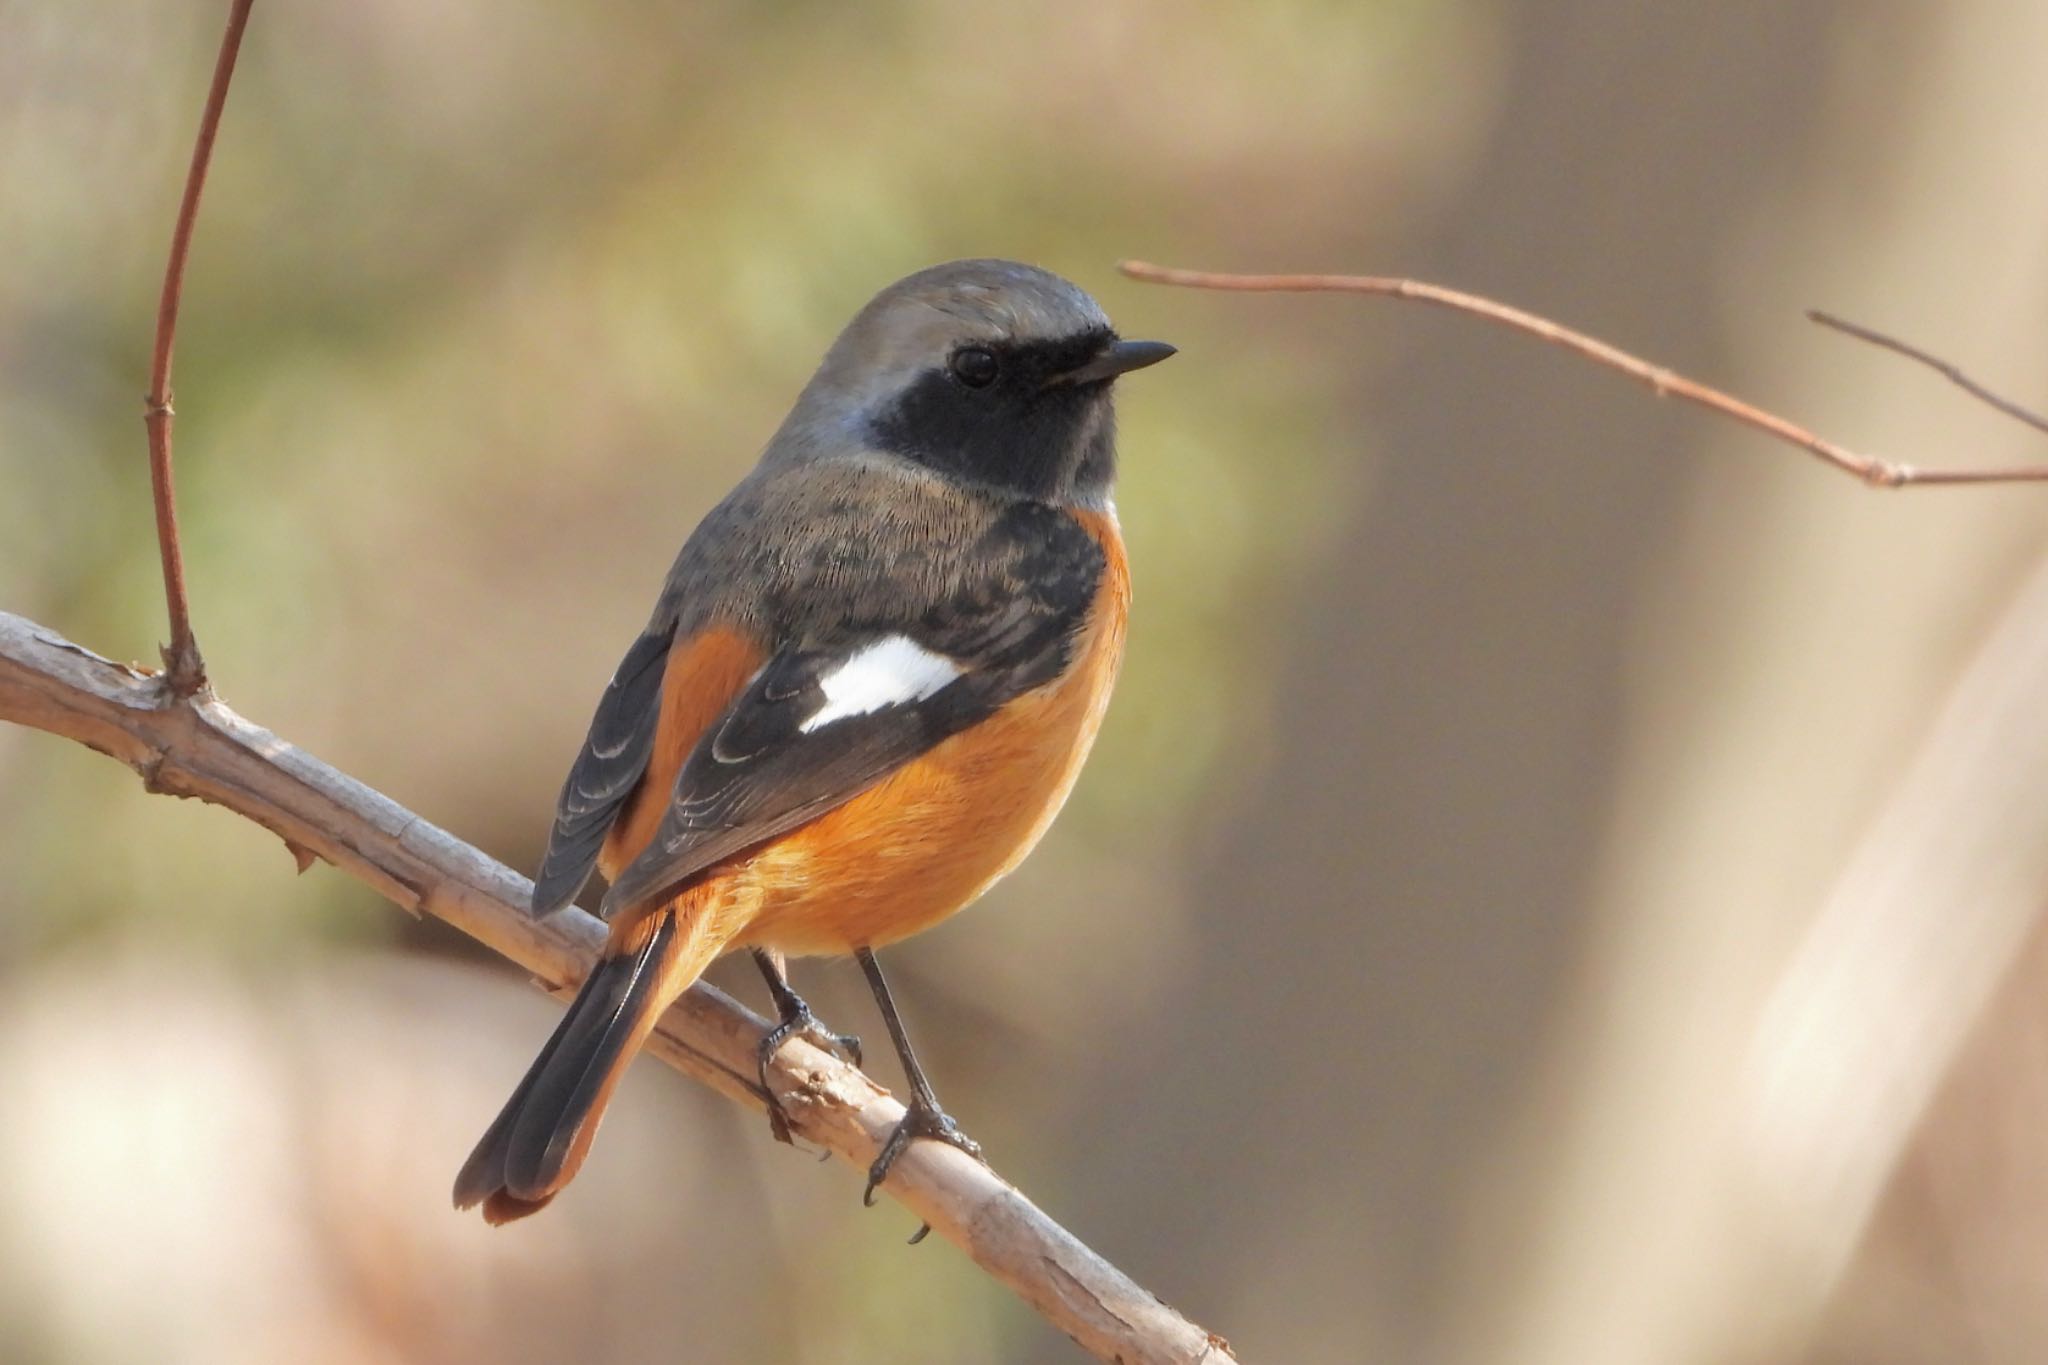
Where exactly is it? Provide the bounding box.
[0,1,1482,1359]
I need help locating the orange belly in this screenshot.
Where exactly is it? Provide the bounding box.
[731,512,1129,957]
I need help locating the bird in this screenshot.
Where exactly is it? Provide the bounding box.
[453,258,1173,1225]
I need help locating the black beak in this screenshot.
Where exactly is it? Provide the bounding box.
[1048,338,1177,388]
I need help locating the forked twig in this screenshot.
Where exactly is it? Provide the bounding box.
[145,0,255,696]
[1119,261,2048,489]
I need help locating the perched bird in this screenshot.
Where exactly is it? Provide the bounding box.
[454,259,1173,1225]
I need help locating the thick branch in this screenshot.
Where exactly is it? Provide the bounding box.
[0,611,1232,1365]
[1118,261,2048,489]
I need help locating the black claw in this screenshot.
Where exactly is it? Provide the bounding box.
[756,1010,806,1146]
[863,1097,985,1206]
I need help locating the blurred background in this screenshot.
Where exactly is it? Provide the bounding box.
[6,1,2048,1361]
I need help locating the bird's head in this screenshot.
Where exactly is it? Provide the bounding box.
[780,259,1174,503]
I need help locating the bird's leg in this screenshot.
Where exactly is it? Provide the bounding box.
[857,947,984,1241]
[753,947,862,1146]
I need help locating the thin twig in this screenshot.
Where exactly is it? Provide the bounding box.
[1118,261,2048,490]
[145,0,254,696]
[0,611,1234,1365]
[1807,309,2048,439]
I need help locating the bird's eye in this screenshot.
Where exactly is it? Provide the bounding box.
[950,347,999,388]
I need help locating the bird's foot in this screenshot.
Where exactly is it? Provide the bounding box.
[864,1098,984,1243]
[757,1002,862,1146]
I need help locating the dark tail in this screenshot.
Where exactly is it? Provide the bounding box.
[454,907,699,1224]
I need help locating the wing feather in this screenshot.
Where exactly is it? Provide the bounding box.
[530,623,676,916]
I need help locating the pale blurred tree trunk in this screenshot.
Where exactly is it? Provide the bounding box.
[1068,0,2048,1360]
[1064,1,1845,1361]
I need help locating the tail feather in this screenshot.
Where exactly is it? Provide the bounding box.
[454,905,712,1224]
[451,965,600,1220]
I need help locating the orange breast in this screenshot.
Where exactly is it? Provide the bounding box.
[732,508,1131,957]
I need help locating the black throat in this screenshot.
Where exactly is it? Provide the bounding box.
[867,330,1117,502]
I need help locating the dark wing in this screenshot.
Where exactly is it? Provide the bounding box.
[600,506,1103,917]
[530,622,676,916]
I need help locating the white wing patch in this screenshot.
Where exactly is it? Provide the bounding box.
[799,636,962,733]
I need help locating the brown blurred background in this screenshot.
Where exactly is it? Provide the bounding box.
[7,1,2048,1361]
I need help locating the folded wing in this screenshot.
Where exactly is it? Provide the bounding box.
[602,505,1105,916]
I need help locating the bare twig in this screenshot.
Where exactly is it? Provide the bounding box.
[0,611,1234,1365]
[1118,261,2048,489]
[1807,309,2048,439]
[145,0,254,696]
